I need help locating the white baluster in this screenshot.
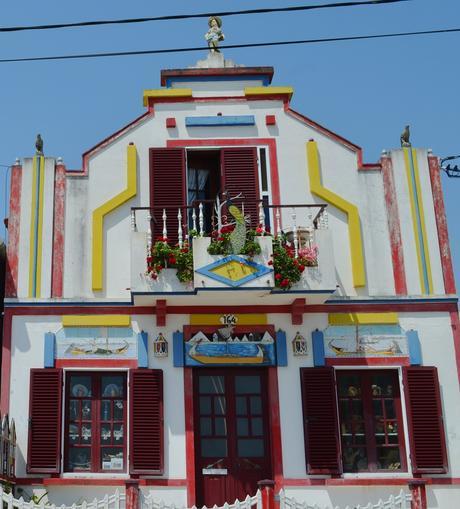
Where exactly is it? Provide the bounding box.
[258,202,265,230]
[0,487,3,507]
[275,208,281,237]
[103,494,108,509]
[113,490,120,509]
[291,208,299,258]
[192,208,197,233]
[322,209,329,229]
[256,490,262,509]
[199,203,204,237]
[278,490,284,509]
[388,494,395,509]
[177,208,183,248]
[131,210,137,232]
[7,491,13,509]
[81,500,87,509]
[147,214,152,254]
[162,209,168,240]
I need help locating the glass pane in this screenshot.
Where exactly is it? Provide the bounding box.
[68,447,91,470]
[352,399,363,418]
[70,376,92,397]
[342,447,368,472]
[338,374,360,398]
[113,424,124,442]
[200,417,212,436]
[237,439,264,457]
[81,400,92,420]
[371,374,394,397]
[385,399,396,419]
[81,424,92,443]
[235,376,261,394]
[252,418,263,436]
[250,396,262,415]
[102,375,124,397]
[339,399,348,418]
[101,448,124,470]
[375,433,385,445]
[214,396,226,415]
[372,399,383,417]
[69,400,79,420]
[237,418,249,437]
[236,397,247,415]
[101,400,111,420]
[101,425,112,444]
[215,417,227,436]
[201,438,227,457]
[377,447,401,470]
[69,424,79,444]
[200,397,211,415]
[199,376,224,394]
[114,400,124,420]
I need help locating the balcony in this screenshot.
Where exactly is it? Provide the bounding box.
[130,200,336,305]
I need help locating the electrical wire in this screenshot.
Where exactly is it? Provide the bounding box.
[0,27,458,64]
[0,0,411,33]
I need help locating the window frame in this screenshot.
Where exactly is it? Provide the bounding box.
[336,369,408,473]
[63,371,128,474]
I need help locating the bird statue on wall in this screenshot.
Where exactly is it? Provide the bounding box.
[227,200,247,255]
[400,125,411,147]
[35,134,44,155]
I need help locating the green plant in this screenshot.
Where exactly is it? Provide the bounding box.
[146,237,194,283]
[207,227,262,259]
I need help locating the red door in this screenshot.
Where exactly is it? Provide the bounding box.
[194,369,272,507]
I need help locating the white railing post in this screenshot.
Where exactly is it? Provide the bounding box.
[258,203,265,231]
[7,491,13,509]
[146,214,152,254]
[162,209,168,241]
[291,208,299,258]
[199,203,204,237]
[177,208,183,249]
[192,207,197,233]
[275,208,281,237]
[131,210,137,232]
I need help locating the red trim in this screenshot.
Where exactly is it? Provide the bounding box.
[156,299,167,327]
[291,298,305,325]
[184,368,196,507]
[45,478,127,486]
[450,311,460,386]
[166,118,177,128]
[326,357,410,366]
[160,67,274,86]
[51,163,66,297]
[381,156,407,295]
[265,115,276,126]
[268,367,284,489]
[55,359,137,368]
[5,165,22,297]
[139,478,188,486]
[428,156,456,294]
[0,309,13,414]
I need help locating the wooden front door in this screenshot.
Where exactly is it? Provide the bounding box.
[194,369,272,507]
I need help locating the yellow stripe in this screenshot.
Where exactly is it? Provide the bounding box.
[63,315,131,327]
[307,140,366,287]
[329,312,399,325]
[35,155,45,297]
[28,157,38,297]
[244,86,294,99]
[190,314,267,326]
[411,148,433,293]
[92,144,137,291]
[143,88,193,106]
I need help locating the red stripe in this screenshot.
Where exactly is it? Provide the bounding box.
[0,310,13,414]
[51,163,66,297]
[381,156,407,295]
[184,368,196,507]
[268,367,284,488]
[55,359,137,368]
[450,311,460,386]
[326,356,410,366]
[5,165,22,297]
[428,156,456,294]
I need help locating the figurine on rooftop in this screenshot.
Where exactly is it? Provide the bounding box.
[205,16,224,53]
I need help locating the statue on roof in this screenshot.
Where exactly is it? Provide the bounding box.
[205,16,224,53]
[35,134,44,155]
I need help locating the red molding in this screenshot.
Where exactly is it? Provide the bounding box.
[291,298,305,325]
[0,309,13,413]
[156,299,167,327]
[428,156,456,294]
[266,115,276,126]
[450,311,460,386]
[55,359,137,368]
[139,478,187,486]
[381,156,407,295]
[282,478,460,486]
[184,368,196,507]
[166,118,177,128]
[51,163,66,297]
[326,357,410,366]
[268,367,284,489]
[44,478,127,486]
[5,165,22,297]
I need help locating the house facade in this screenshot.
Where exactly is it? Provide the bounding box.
[2,57,459,509]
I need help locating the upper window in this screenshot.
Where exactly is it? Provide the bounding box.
[65,372,127,472]
[336,370,406,473]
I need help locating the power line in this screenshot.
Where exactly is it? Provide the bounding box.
[0,0,411,33]
[0,26,458,64]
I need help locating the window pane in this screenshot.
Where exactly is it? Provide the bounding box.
[235,376,261,394]
[70,376,92,397]
[371,374,395,397]
[81,424,92,443]
[69,424,79,444]
[68,447,91,470]
[214,396,226,415]
[250,396,262,415]
[114,400,124,420]
[81,400,92,420]
[338,374,361,398]
[101,425,111,444]
[69,400,79,420]
[352,399,363,418]
[252,418,263,436]
[237,418,249,436]
[215,417,227,436]
[113,424,124,442]
[377,447,401,470]
[102,375,124,397]
[385,399,396,419]
[237,439,264,457]
[101,400,111,421]
[200,417,212,436]
[236,397,247,415]
[199,376,224,394]
[101,448,124,470]
[201,438,227,457]
[342,447,368,472]
[200,397,211,414]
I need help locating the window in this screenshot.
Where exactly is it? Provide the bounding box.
[336,370,406,472]
[65,372,127,472]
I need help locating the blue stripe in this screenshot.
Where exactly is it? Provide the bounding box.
[137,332,149,368]
[186,115,255,127]
[276,330,288,366]
[165,75,271,87]
[312,330,325,366]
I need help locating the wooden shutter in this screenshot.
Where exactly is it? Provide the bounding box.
[149,148,186,244]
[300,367,342,474]
[27,369,62,473]
[403,366,448,473]
[221,147,260,228]
[130,369,163,474]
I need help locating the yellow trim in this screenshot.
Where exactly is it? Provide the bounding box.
[307,140,366,287]
[244,86,294,99]
[403,148,433,294]
[35,155,45,297]
[92,144,137,291]
[328,312,399,326]
[143,88,193,106]
[190,314,268,326]
[28,157,38,297]
[62,315,131,327]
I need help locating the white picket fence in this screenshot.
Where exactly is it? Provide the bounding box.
[279,489,412,509]
[142,490,261,509]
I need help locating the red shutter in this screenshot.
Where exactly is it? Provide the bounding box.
[300,367,342,474]
[27,369,62,473]
[403,366,448,473]
[221,147,260,228]
[130,369,163,474]
[149,148,186,244]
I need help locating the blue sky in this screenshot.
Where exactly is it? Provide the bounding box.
[0,0,459,288]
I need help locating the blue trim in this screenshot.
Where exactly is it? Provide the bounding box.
[44,332,55,368]
[312,330,325,366]
[137,332,148,368]
[276,330,288,367]
[407,330,422,366]
[173,331,184,367]
[165,75,271,87]
[186,115,255,127]
[271,289,336,295]
[325,297,458,304]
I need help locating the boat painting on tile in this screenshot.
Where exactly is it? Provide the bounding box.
[324,325,409,359]
[185,325,276,366]
[56,327,137,359]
